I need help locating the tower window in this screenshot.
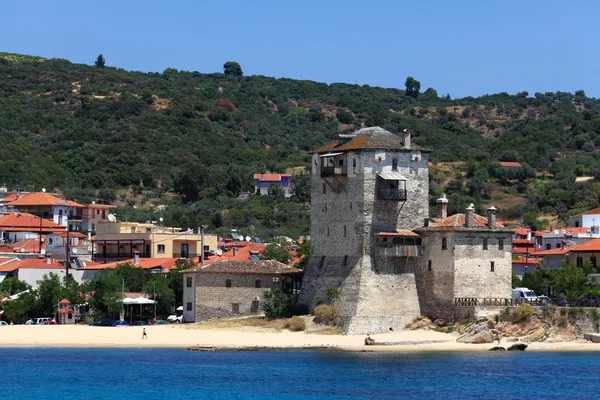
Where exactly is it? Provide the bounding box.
[428,260,432,271]
[225,279,232,288]
[392,158,398,171]
[343,226,347,237]
[441,237,447,250]
[322,183,326,194]
[499,239,504,250]
[338,159,344,167]
[327,227,330,236]
[255,280,261,288]
[490,261,495,272]
[319,256,325,268]
[483,238,488,250]
[343,255,348,266]
[353,158,356,168]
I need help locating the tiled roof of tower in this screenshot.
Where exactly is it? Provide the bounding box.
[313,127,425,153]
[188,259,302,275]
[427,213,504,229]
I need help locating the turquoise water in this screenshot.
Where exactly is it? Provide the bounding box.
[1,348,599,399]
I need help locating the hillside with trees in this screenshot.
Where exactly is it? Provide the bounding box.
[2,52,600,236]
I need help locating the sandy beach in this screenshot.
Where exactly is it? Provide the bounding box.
[0,324,599,352]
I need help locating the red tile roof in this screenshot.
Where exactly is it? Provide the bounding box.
[0,238,44,253]
[83,203,117,209]
[512,239,534,245]
[571,207,600,217]
[16,259,64,269]
[0,212,66,233]
[8,192,70,207]
[0,194,19,203]
[500,162,522,168]
[0,258,20,272]
[513,247,536,254]
[513,227,531,237]
[375,230,420,237]
[65,200,84,208]
[428,213,504,229]
[533,248,570,256]
[191,260,302,275]
[204,243,267,264]
[512,256,541,265]
[567,238,600,252]
[253,174,290,182]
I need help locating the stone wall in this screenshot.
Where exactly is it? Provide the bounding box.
[194,273,282,321]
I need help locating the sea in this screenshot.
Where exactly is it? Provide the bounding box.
[0,348,599,399]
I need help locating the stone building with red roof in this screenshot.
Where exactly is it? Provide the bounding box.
[181,259,302,322]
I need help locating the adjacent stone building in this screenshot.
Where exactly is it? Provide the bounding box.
[299,127,513,334]
[182,260,302,322]
[415,203,513,321]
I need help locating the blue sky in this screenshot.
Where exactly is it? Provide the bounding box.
[1,1,597,98]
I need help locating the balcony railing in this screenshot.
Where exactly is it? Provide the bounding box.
[94,252,151,259]
[172,253,199,259]
[374,244,420,257]
[377,189,407,201]
[321,166,347,177]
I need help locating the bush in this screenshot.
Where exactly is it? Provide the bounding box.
[313,304,339,326]
[513,303,535,323]
[556,315,569,327]
[262,290,292,319]
[283,316,306,331]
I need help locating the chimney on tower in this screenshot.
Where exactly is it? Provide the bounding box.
[402,129,411,149]
[437,194,448,219]
[465,204,475,228]
[487,206,497,229]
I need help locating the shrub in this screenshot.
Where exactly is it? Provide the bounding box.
[513,303,535,323]
[283,316,306,332]
[541,305,552,317]
[556,315,569,328]
[262,290,292,319]
[313,304,339,326]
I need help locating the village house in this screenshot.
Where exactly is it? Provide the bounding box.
[253,173,291,197]
[181,260,302,323]
[568,206,600,229]
[2,192,82,227]
[0,254,87,288]
[534,238,600,271]
[79,252,181,281]
[92,221,217,263]
[0,212,65,245]
[79,203,117,232]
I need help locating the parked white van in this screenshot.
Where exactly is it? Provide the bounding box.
[512,287,538,303]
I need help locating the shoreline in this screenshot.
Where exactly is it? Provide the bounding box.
[1,325,600,352]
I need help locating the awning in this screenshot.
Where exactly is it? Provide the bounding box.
[319,152,343,158]
[377,172,407,181]
[122,297,156,305]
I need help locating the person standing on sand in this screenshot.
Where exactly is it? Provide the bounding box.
[142,328,147,339]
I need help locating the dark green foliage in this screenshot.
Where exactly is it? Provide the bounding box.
[405,76,420,98]
[262,289,292,319]
[95,54,105,68]
[260,244,290,264]
[223,61,243,77]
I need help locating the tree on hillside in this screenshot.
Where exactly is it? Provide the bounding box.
[405,77,421,98]
[223,61,243,77]
[95,54,106,68]
[173,162,208,203]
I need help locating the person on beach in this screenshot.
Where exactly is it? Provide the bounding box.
[364,335,374,345]
[142,328,148,339]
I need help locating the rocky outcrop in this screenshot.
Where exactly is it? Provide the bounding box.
[507,343,528,351]
[489,346,506,351]
[457,323,494,344]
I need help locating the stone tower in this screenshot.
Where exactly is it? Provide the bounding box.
[299,127,430,334]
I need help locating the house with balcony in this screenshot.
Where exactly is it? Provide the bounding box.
[253,174,291,197]
[80,203,117,233]
[92,221,218,263]
[6,192,84,228]
[0,212,66,245]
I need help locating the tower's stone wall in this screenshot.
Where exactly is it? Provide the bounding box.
[300,139,429,334]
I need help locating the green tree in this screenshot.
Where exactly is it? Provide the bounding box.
[173,162,208,203]
[95,54,105,68]
[35,273,63,317]
[143,276,175,316]
[291,174,310,203]
[223,61,243,77]
[0,277,29,296]
[405,76,421,98]
[260,244,290,264]
[262,289,292,319]
[293,240,310,270]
